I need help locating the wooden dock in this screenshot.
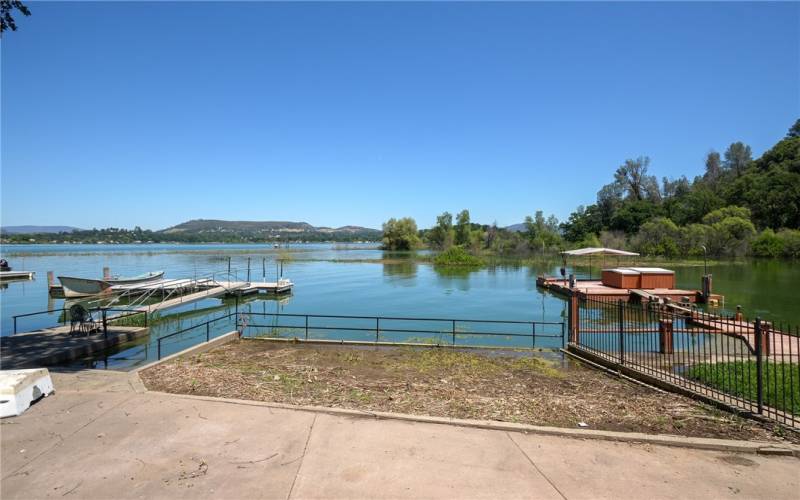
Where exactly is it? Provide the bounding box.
[536,276,701,303]
[0,270,35,281]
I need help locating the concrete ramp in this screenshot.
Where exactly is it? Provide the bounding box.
[0,368,54,418]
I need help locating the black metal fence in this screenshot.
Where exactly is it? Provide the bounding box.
[154,311,565,360]
[569,295,799,428]
[11,307,148,336]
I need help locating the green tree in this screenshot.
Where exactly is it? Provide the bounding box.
[613,157,657,201]
[702,206,751,225]
[610,199,662,234]
[751,229,784,257]
[1,1,31,33]
[703,151,722,185]
[381,217,421,250]
[455,209,471,246]
[634,217,680,257]
[787,119,800,139]
[723,142,753,176]
[427,212,454,249]
[561,205,603,242]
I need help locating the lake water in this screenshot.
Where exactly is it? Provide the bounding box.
[1,243,797,369]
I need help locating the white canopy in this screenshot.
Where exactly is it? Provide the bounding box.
[561,247,639,257]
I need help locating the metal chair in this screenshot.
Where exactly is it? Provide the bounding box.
[69,304,98,335]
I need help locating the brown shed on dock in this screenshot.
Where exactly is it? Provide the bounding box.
[633,267,675,289]
[601,268,640,289]
[601,267,675,290]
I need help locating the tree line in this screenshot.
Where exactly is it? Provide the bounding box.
[383,119,800,258]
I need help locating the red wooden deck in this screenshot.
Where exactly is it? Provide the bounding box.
[536,276,699,303]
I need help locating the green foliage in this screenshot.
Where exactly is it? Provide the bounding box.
[778,229,800,258]
[381,217,422,250]
[455,210,471,246]
[751,229,784,258]
[687,361,799,415]
[558,119,800,258]
[433,246,486,267]
[633,217,680,257]
[610,200,662,234]
[1,1,31,33]
[702,206,751,225]
[426,212,455,250]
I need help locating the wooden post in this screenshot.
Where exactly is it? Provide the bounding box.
[47,271,55,287]
[759,321,771,357]
[569,293,580,344]
[103,267,111,279]
[659,319,673,354]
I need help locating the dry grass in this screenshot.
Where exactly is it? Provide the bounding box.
[140,339,797,443]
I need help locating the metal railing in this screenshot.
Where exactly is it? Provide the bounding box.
[569,295,799,428]
[154,311,565,360]
[11,307,148,337]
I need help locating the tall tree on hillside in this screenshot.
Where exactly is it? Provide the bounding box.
[1,1,31,33]
[787,119,800,139]
[723,142,753,176]
[613,157,656,201]
[704,151,722,185]
[455,209,471,246]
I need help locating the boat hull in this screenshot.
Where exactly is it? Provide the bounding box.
[57,276,112,298]
[105,271,164,285]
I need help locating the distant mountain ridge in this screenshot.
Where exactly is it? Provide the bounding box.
[0,225,82,234]
[161,219,380,235]
[505,223,526,232]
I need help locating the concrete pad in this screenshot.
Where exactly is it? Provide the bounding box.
[510,432,800,500]
[3,371,799,500]
[290,413,563,499]
[49,369,143,394]
[1,392,316,499]
[0,369,54,418]
[1,390,136,477]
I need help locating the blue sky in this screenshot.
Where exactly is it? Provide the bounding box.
[2,1,798,230]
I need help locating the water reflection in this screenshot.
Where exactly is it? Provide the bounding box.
[382,260,418,284]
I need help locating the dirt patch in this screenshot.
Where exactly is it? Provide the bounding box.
[140,339,797,443]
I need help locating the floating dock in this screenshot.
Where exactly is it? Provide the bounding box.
[536,276,705,303]
[119,279,293,314]
[0,270,35,281]
[48,275,293,299]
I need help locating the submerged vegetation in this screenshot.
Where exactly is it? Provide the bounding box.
[433,246,485,267]
[382,119,800,260]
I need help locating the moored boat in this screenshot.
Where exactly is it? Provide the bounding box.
[58,271,164,297]
[104,271,164,285]
[57,276,112,297]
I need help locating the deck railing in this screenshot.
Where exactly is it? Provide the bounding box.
[154,312,565,360]
[569,295,799,428]
[11,307,148,336]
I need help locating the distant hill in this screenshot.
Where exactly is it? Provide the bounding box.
[505,223,526,232]
[160,219,381,236]
[162,219,316,233]
[0,225,82,234]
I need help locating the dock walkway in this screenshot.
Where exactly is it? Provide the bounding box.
[0,325,148,369]
[536,276,699,302]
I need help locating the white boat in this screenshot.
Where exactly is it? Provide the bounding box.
[57,276,112,297]
[104,271,164,285]
[58,271,164,297]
